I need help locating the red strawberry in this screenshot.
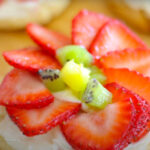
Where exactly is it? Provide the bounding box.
[89,20,147,59]
[7,99,81,136]
[26,24,71,56]
[61,84,135,150]
[104,68,150,104]
[105,83,150,149]
[72,9,110,49]
[3,47,61,73]
[100,48,150,77]
[0,69,54,109]
[61,83,150,150]
[0,0,3,4]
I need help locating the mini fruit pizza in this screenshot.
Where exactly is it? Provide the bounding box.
[0,9,150,150]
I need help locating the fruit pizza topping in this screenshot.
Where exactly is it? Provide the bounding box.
[72,9,110,49]
[0,9,150,150]
[7,99,81,136]
[61,60,91,92]
[38,69,66,92]
[82,78,112,109]
[0,69,54,109]
[56,45,93,66]
[104,68,150,104]
[27,24,71,57]
[89,65,106,84]
[61,83,150,150]
[89,20,147,59]
[58,55,111,109]
[3,47,61,73]
[106,83,150,148]
[100,48,150,77]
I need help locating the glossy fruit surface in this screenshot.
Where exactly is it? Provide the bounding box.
[0,69,54,109]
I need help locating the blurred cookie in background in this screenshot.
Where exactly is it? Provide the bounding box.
[0,0,70,30]
[106,0,150,33]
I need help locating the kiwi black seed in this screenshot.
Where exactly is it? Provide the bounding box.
[38,69,60,81]
[82,78,112,109]
[38,69,66,92]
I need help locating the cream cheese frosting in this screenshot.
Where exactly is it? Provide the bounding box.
[0,114,72,150]
[125,132,150,150]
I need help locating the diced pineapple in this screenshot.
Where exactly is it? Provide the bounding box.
[61,60,90,92]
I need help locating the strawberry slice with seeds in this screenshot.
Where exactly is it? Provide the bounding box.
[3,47,61,73]
[61,85,134,150]
[7,99,81,136]
[0,69,54,109]
[89,20,147,59]
[100,48,150,77]
[104,68,150,104]
[106,83,150,149]
[72,9,110,49]
[27,24,71,56]
[61,83,150,150]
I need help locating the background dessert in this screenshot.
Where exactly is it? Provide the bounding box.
[107,0,150,33]
[0,0,70,30]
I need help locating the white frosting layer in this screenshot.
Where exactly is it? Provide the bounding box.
[125,132,150,150]
[0,114,72,150]
[125,0,150,16]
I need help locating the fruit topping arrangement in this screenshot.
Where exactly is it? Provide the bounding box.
[1,9,150,150]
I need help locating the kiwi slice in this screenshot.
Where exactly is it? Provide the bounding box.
[56,45,93,66]
[89,66,106,84]
[82,78,112,109]
[38,69,66,92]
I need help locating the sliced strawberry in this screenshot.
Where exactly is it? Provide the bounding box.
[7,99,81,136]
[104,68,150,104]
[61,84,133,150]
[3,47,61,73]
[72,9,110,49]
[100,48,150,77]
[61,83,150,150]
[26,24,71,56]
[89,20,147,59]
[0,0,3,4]
[106,83,150,149]
[0,69,54,109]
